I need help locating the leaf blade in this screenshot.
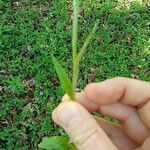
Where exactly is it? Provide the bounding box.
[52,56,73,99]
[38,135,70,150]
[77,21,99,64]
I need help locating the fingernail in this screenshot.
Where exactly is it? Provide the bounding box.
[58,104,81,128]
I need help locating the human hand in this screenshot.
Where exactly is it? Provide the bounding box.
[52,77,150,150]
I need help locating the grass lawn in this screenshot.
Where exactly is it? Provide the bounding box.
[0,0,150,149]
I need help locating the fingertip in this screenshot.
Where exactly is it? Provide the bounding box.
[53,101,117,150]
[62,94,71,102]
[85,83,99,101]
[84,78,125,104]
[52,108,59,124]
[53,101,81,128]
[76,91,99,112]
[75,92,85,101]
[52,101,76,125]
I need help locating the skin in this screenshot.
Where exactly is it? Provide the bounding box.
[52,77,150,150]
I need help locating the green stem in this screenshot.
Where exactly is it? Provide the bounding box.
[71,1,98,100]
[72,64,79,100]
[72,21,98,99]
[72,0,79,100]
[72,0,79,61]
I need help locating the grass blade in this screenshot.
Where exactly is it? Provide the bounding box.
[53,56,73,99]
[76,21,99,64]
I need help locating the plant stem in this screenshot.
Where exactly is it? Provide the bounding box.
[72,60,79,100]
[72,0,79,61]
[72,22,98,100]
[72,1,98,100]
[72,0,79,100]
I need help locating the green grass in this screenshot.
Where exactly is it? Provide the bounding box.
[0,0,150,149]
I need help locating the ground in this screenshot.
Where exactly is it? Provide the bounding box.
[0,0,150,149]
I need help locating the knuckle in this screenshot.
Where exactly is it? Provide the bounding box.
[74,127,98,147]
[142,137,150,150]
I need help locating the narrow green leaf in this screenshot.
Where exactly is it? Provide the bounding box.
[76,21,99,65]
[52,56,73,99]
[38,135,70,150]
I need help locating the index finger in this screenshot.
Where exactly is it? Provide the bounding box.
[84,77,150,128]
[85,77,150,107]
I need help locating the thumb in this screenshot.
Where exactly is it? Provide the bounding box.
[52,101,117,150]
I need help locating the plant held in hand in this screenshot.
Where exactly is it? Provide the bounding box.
[39,0,98,149]
[53,0,98,100]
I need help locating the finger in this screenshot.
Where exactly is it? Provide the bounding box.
[135,137,150,150]
[52,101,117,150]
[98,102,150,144]
[62,94,137,149]
[85,77,150,106]
[84,77,150,128]
[76,92,149,144]
[138,100,150,128]
[142,137,150,150]
[76,92,99,112]
[95,117,137,150]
